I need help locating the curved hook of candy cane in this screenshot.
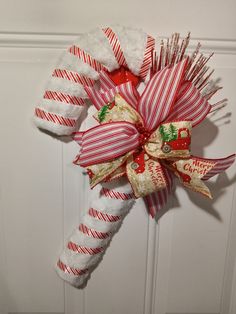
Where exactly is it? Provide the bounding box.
[34,26,154,136]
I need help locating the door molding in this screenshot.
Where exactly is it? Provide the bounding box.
[0,32,236,54]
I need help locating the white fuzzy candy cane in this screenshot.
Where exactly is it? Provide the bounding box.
[56,179,135,287]
[34,26,155,286]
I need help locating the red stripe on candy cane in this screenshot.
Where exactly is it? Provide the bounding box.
[79,224,111,239]
[35,108,76,127]
[139,35,155,80]
[57,260,89,276]
[88,208,122,222]
[52,69,95,87]
[44,90,85,106]
[68,45,107,72]
[103,27,127,67]
[100,187,135,200]
[67,241,104,255]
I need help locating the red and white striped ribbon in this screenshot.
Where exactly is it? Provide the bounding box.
[139,58,188,131]
[57,260,88,276]
[68,45,107,72]
[78,122,140,167]
[200,154,235,180]
[43,90,85,106]
[103,27,127,67]
[85,80,139,110]
[80,61,190,168]
[67,241,104,255]
[73,131,83,145]
[144,167,174,217]
[52,69,95,87]
[139,35,155,80]
[103,81,140,109]
[100,187,135,200]
[35,108,76,127]
[99,70,116,91]
[79,223,111,239]
[84,86,105,110]
[166,82,211,126]
[88,208,122,222]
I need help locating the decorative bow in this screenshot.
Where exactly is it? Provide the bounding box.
[73,59,235,217]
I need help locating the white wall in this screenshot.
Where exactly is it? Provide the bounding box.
[0,1,235,314]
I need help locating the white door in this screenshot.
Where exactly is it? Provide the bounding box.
[0,1,235,314]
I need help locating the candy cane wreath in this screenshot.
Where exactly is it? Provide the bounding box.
[34,26,235,287]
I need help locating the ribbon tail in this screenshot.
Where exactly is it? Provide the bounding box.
[144,168,174,218]
[168,154,235,198]
[181,177,212,198]
[201,154,236,180]
[144,192,166,218]
[168,157,218,198]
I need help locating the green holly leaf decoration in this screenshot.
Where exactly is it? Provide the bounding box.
[98,105,109,122]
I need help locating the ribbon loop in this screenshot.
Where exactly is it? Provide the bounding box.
[85,79,139,110]
[138,58,189,131]
[78,121,140,167]
[166,81,211,126]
